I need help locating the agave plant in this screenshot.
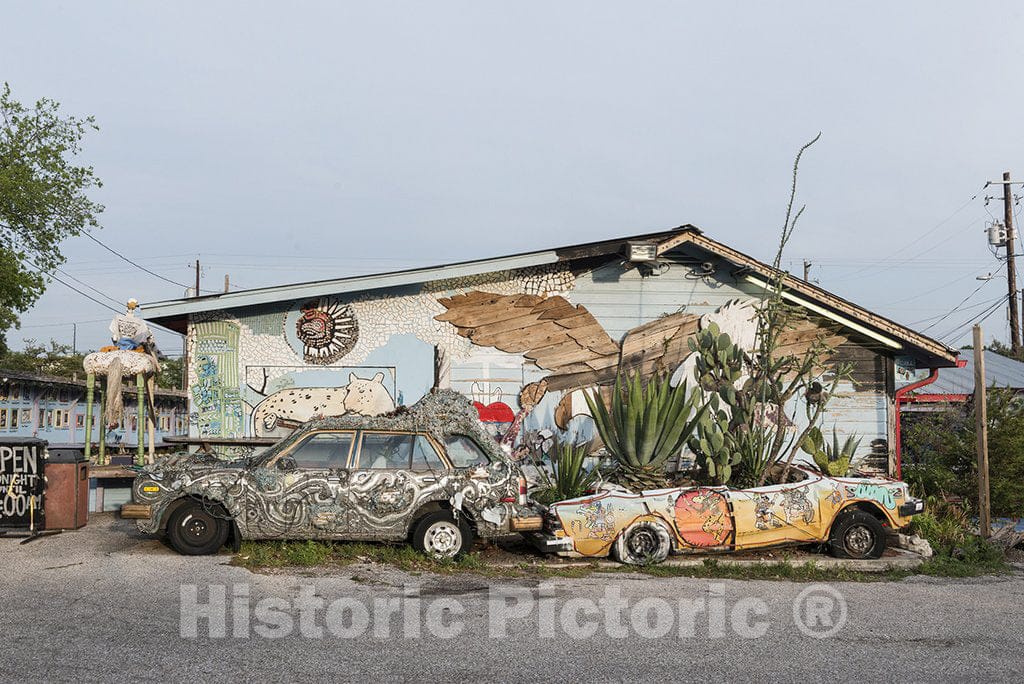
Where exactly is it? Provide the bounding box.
[584,370,704,492]
[800,426,860,477]
[532,441,602,505]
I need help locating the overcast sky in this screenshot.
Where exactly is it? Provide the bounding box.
[5,1,1024,356]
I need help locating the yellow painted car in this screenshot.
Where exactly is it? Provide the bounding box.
[527,466,925,564]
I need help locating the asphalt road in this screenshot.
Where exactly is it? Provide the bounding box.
[2,515,1022,683]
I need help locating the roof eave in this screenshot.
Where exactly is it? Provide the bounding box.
[664,232,959,367]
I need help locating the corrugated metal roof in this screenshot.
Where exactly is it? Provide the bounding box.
[924,351,1024,395]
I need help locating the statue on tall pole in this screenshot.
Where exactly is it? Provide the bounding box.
[83,299,162,465]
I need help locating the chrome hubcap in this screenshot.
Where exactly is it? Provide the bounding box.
[425,521,462,557]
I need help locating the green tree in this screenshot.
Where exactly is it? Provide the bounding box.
[0,339,86,377]
[987,339,1023,362]
[157,356,183,390]
[0,83,103,353]
[902,388,1024,517]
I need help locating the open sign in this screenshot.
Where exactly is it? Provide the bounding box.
[0,438,46,531]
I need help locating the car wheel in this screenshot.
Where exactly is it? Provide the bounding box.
[166,500,230,556]
[828,509,886,560]
[412,511,474,559]
[612,520,673,565]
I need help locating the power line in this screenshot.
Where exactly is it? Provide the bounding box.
[828,217,979,283]
[18,318,110,329]
[878,260,1002,308]
[939,294,1009,343]
[50,265,124,308]
[830,190,983,281]
[920,277,994,333]
[907,295,1006,326]
[23,259,121,315]
[81,232,191,289]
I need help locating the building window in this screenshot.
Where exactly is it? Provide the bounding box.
[76,413,85,429]
[0,410,7,429]
[53,410,68,429]
[19,408,32,426]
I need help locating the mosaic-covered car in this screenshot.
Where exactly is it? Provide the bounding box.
[131,391,539,558]
[528,466,925,564]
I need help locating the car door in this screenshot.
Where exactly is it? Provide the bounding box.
[727,479,822,550]
[346,431,448,539]
[248,430,355,539]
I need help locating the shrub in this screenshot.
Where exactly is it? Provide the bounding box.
[902,388,1024,517]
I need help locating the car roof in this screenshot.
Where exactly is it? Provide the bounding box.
[274,390,507,463]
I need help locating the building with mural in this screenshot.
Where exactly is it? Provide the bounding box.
[0,368,188,449]
[142,226,958,477]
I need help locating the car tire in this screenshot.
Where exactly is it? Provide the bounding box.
[828,509,887,560]
[166,500,230,556]
[412,511,474,559]
[612,520,673,565]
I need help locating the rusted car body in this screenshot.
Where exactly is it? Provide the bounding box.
[528,466,924,564]
[132,391,539,557]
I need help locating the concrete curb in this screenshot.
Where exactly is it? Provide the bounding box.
[503,548,927,573]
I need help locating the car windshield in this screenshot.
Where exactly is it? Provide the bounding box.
[444,435,491,469]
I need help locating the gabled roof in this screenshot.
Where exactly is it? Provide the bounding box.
[143,225,958,367]
[142,226,686,327]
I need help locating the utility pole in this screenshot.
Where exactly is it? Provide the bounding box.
[1004,172,1020,353]
[71,323,77,353]
[194,259,201,297]
[224,274,230,293]
[802,260,811,282]
[973,324,992,539]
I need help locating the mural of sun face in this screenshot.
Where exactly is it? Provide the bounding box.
[290,298,359,364]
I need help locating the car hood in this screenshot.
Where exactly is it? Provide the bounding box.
[139,451,249,479]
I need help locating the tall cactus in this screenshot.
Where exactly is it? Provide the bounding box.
[690,395,741,484]
[584,370,704,492]
[686,322,779,486]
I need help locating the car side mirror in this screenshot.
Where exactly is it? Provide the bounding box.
[277,456,297,472]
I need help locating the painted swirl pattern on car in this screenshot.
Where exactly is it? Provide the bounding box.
[133,391,523,541]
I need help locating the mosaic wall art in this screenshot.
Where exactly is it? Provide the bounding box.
[285,297,359,365]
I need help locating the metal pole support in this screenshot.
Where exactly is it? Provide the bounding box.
[99,387,107,466]
[136,374,145,466]
[84,373,94,461]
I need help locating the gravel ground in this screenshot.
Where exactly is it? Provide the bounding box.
[2,515,1022,682]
